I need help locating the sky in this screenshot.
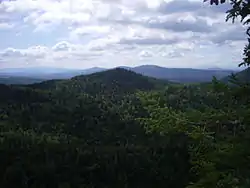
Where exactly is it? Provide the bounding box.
[0,0,247,70]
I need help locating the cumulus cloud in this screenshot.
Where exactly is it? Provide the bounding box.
[1,48,24,58]
[0,22,14,30]
[157,0,228,15]
[144,16,213,33]
[0,45,48,59]
[139,50,153,58]
[52,41,72,52]
[0,0,247,69]
[211,25,247,45]
[119,37,179,45]
[26,45,49,58]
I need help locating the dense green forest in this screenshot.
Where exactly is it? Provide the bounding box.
[0,66,250,188]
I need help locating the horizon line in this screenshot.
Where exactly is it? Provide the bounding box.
[0,64,243,71]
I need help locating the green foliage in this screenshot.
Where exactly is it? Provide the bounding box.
[0,68,250,187]
[225,0,250,67]
[225,0,250,68]
[137,79,250,187]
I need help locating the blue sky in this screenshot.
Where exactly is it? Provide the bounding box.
[0,0,246,69]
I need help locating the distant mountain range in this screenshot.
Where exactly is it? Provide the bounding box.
[0,67,106,79]
[127,65,236,83]
[0,65,237,85]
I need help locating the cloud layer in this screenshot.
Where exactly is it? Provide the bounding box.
[0,0,246,69]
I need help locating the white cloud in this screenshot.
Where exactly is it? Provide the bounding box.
[0,45,48,59]
[0,22,14,30]
[1,47,24,58]
[139,50,153,58]
[52,41,73,52]
[0,0,247,69]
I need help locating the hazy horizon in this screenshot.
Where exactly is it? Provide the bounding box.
[0,64,244,71]
[0,64,245,73]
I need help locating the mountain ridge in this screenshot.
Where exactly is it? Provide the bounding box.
[29,68,169,95]
[0,65,237,85]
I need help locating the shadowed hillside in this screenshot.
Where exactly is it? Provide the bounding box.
[221,67,250,84]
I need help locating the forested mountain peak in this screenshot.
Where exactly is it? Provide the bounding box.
[27,68,168,95]
[72,67,140,80]
[69,68,168,95]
